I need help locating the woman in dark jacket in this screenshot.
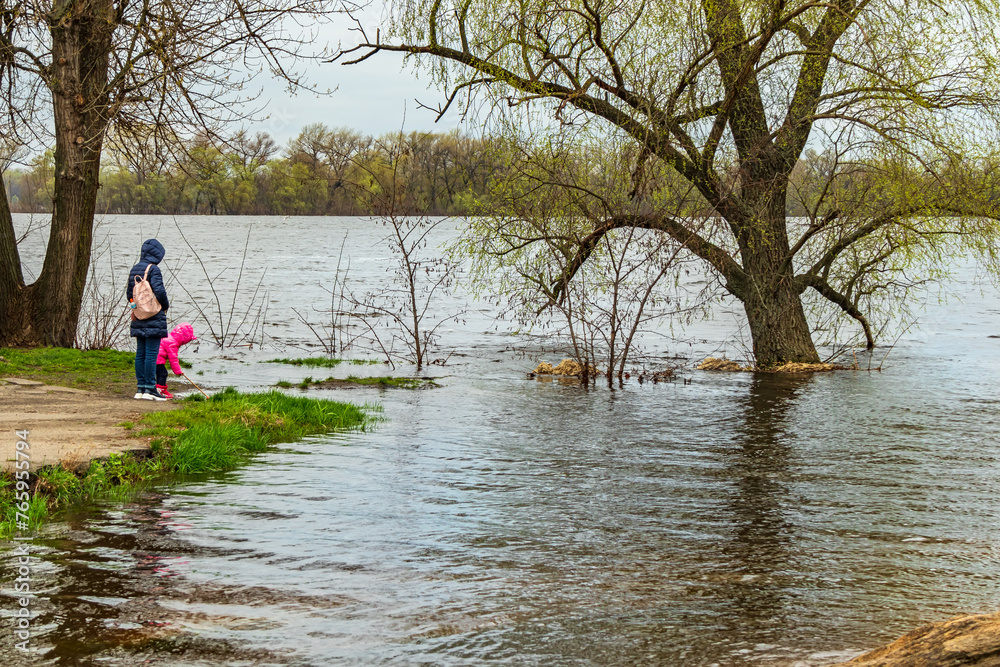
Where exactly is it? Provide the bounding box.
[127,239,170,400]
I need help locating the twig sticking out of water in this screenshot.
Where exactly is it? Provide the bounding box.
[293,234,361,356]
[168,218,269,348]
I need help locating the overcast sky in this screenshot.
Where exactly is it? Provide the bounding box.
[251,13,466,145]
[255,58,465,144]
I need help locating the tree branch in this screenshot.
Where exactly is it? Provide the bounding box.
[796,272,874,349]
[544,213,746,308]
[336,39,726,207]
[774,0,867,164]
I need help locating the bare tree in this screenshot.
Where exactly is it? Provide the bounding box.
[0,0,340,347]
[75,225,131,350]
[168,220,269,349]
[344,133,465,369]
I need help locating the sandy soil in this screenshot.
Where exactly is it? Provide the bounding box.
[0,378,178,471]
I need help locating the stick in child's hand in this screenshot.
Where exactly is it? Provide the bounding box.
[181,373,210,398]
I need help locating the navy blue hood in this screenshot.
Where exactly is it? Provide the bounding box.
[141,239,165,264]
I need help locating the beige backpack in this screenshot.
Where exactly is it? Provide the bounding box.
[132,264,162,320]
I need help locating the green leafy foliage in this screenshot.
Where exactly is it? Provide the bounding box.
[9,127,502,217]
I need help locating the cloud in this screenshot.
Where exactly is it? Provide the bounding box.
[252,13,465,143]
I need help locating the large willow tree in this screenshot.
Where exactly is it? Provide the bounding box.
[339,0,1000,365]
[0,0,336,347]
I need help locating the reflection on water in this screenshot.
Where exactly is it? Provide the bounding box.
[3,216,1000,665]
[6,364,998,666]
[718,375,806,648]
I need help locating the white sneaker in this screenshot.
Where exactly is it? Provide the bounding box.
[135,391,154,400]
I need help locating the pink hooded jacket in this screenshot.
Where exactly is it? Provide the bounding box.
[157,322,197,375]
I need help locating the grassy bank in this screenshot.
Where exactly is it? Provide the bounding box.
[142,387,376,473]
[1,348,379,538]
[0,346,191,394]
[2,388,377,537]
[1,346,136,393]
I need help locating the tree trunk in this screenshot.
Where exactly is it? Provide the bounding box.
[735,182,821,367]
[0,0,113,347]
[742,278,819,366]
[0,184,37,345]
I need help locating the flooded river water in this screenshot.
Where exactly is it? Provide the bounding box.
[3,215,1000,665]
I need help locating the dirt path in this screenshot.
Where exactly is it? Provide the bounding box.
[1,378,178,471]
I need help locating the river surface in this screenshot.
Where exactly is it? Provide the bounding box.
[3,214,1000,665]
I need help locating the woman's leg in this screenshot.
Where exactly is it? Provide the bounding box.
[135,337,159,391]
[145,338,161,391]
[134,337,147,393]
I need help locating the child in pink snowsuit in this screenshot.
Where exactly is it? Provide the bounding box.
[156,322,197,399]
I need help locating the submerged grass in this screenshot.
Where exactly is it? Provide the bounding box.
[264,357,382,368]
[0,387,379,538]
[0,479,48,538]
[276,375,440,390]
[0,451,163,538]
[343,375,439,389]
[264,357,344,368]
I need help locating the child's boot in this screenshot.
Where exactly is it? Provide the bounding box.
[156,384,174,399]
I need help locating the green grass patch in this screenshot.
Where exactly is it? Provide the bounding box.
[0,478,48,539]
[139,387,377,474]
[264,357,345,368]
[0,388,380,538]
[283,375,440,390]
[1,347,136,393]
[344,375,438,389]
[0,452,165,538]
[264,357,382,368]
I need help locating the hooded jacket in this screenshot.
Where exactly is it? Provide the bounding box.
[157,323,197,375]
[127,239,169,338]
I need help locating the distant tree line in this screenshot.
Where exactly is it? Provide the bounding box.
[4,124,500,216]
[9,126,992,227]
